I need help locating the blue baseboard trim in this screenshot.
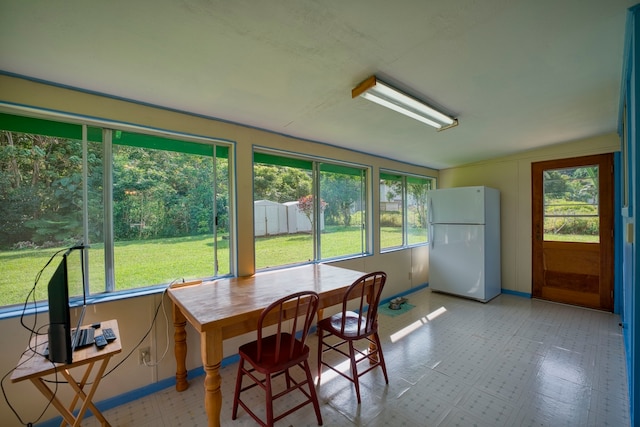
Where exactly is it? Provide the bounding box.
[37,354,241,427]
[501,289,532,298]
[380,282,429,305]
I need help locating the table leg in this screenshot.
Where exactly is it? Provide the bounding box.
[30,358,112,427]
[31,378,77,426]
[316,308,324,335]
[64,360,94,425]
[201,329,223,427]
[173,303,189,392]
[61,359,111,426]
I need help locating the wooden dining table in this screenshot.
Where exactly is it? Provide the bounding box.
[167,263,366,427]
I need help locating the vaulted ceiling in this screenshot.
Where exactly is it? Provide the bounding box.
[0,0,634,169]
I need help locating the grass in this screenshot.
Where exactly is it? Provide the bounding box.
[544,233,599,243]
[255,226,365,269]
[1,226,428,307]
[0,235,231,307]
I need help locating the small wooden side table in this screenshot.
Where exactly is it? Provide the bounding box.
[11,319,121,427]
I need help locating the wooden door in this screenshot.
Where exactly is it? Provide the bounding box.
[532,154,614,311]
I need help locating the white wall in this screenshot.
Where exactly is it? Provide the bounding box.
[439,133,620,295]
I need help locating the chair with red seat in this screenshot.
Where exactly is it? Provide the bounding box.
[232,290,323,426]
[316,271,388,404]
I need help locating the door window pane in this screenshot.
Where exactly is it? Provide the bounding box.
[543,165,599,242]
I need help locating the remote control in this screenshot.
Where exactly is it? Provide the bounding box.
[102,328,117,342]
[94,334,107,349]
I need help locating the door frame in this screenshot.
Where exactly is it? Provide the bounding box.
[531,153,614,311]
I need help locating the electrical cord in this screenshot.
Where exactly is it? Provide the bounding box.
[1,249,66,426]
[40,279,177,384]
[142,287,172,367]
[102,282,175,376]
[1,247,180,425]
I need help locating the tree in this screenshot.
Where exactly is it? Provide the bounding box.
[0,131,87,247]
[253,164,312,203]
[408,181,430,228]
[297,195,327,226]
[320,172,363,226]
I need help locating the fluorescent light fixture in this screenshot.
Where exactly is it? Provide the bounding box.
[352,76,458,131]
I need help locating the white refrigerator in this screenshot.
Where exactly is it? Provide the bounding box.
[427,186,501,302]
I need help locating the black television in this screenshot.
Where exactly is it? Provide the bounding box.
[47,246,87,364]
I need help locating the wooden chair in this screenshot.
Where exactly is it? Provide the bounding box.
[232,291,323,426]
[316,271,389,403]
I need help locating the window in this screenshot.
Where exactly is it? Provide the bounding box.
[110,131,230,291]
[319,163,366,259]
[543,165,599,242]
[253,150,368,269]
[0,112,232,309]
[379,171,433,250]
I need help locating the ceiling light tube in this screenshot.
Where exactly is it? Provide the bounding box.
[352,76,458,130]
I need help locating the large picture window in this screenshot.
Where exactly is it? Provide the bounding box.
[380,171,433,250]
[110,131,230,290]
[253,150,368,269]
[0,112,232,309]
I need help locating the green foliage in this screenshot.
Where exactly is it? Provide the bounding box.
[320,171,363,226]
[1,132,230,249]
[542,166,601,239]
[545,216,599,236]
[380,211,402,227]
[253,164,312,203]
[544,197,599,236]
[297,194,327,224]
[0,132,86,248]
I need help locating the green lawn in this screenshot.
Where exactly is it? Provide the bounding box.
[544,233,599,243]
[0,235,231,307]
[1,226,428,307]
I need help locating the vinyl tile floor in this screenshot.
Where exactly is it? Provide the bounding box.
[84,288,630,426]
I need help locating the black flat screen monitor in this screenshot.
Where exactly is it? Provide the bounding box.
[47,247,86,364]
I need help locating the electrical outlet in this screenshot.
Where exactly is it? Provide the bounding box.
[138,347,150,365]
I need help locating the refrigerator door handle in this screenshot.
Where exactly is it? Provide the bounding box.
[428,198,434,248]
[430,224,434,249]
[428,198,433,224]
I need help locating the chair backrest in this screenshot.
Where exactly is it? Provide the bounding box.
[339,271,387,336]
[256,290,320,362]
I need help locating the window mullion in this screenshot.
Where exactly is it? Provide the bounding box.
[361,169,366,254]
[402,176,408,246]
[81,125,90,296]
[313,162,321,261]
[213,146,219,276]
[103,129,115,292]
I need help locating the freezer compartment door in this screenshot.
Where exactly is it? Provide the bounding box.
[427,187,486,224]
[429,224,487,300]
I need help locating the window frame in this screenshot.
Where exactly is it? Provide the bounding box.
[0,107,235,315]
[379,169,434,252]
[252,147,371,270]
